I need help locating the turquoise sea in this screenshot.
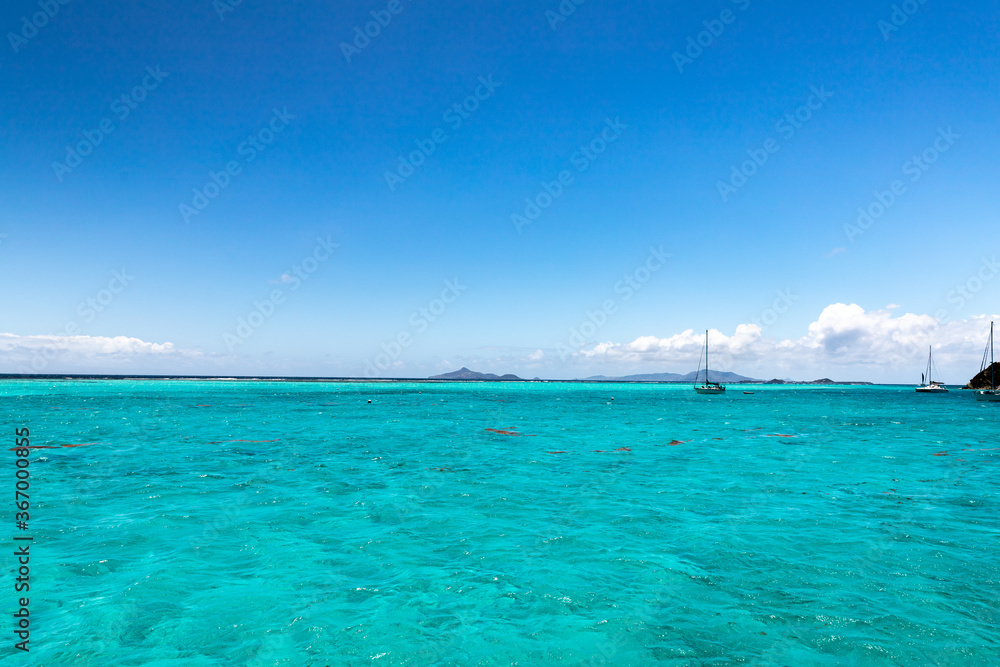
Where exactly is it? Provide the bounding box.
[2,380,998,666]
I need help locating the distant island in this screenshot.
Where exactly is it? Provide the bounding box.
[584,371,761,383]
[584,372,870,385]
[428,368,872,384]
[761,378,874,386]
[429,367,524,381]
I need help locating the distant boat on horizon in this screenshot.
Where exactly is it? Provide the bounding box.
[694,330,725,395]
[915,346,948,393]
[976,321,1000,402]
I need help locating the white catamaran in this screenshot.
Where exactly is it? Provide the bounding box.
[915,346,948,393]
[976,321,1000,402]
[694,329,725,394]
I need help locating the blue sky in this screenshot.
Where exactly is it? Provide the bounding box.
[2,0,998,381]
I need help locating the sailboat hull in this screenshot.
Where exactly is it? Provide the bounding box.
[975,390,1000,402]
[695,386,726,394]
[917,348,947,393]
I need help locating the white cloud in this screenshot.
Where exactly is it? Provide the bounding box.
[0,333,201,374]
[568,304,998,382]
[3,305,995,383]
[579,323,764,364]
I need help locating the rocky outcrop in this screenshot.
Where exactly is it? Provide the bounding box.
[964,362,1000,389]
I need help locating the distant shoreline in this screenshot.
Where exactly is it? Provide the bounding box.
[1,373,883,386]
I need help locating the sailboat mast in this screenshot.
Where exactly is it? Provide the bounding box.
[992,322,995,390]
[705,330,709,384]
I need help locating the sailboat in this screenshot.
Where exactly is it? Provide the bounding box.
[694,330,725,394]
[975,321,1000,402]
[915,346,948,393]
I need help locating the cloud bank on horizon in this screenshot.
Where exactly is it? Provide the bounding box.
[3,304,996,383]
[566,304,997,382]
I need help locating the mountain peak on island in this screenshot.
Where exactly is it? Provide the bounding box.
[429,368,523,381]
